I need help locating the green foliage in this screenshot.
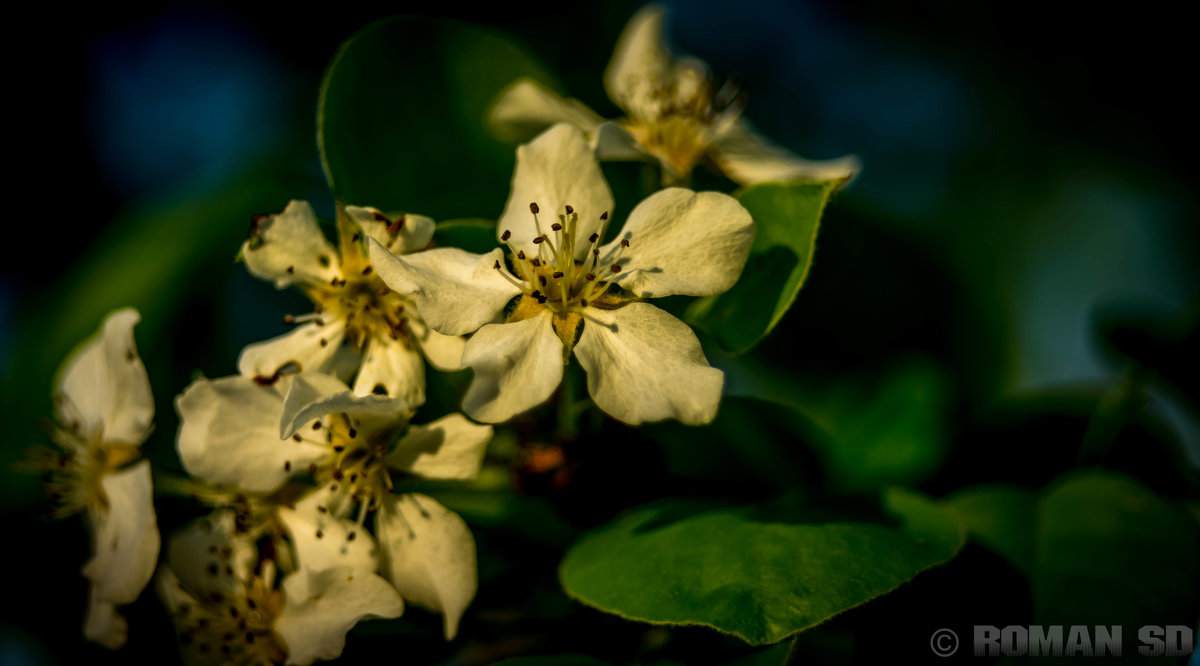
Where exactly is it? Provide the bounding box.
[318,17,556,219]
[687,181,839,354]
[559,489,964,646]
[948,471,1200,626]
[432,218,497,254]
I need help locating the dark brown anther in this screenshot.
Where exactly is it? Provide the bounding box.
[318,254,331,268]
[286,266,294,274]
[531,258,541,267]
[536,294,548,304]
[533,236,546,245]
[308,463,318,476]
[531,290,543,300]
[589,233,599,243]
[611,264,622,273]
[593,248,600,257]
[565,205,574,214]
[580,299,589,307]
[284,461,292,472]
[349,474,358,483]
[347,531,357,541]
[312,421,321,430]
[621,239,630,247]
[493,260,501,269]
[585,273,596,281]
[600,211,609,220]
[553,271,564,278]
[348,428,358,438]
[253,373,280,386]
[245,633,255,645]
[333,445,344,453]
[361,266,373,275]
[517,250,526,260]
[538,276,547,286]
[317,505,327,513]
[551,223,562,231]
[372,384,388,395]
[387,215,406,234]
[315,530,324,539]
[292,434,302,442]
[373,211,388,222]
[319,338,328,347]
[529,202,539,214]
[501,230,511,241]
[126,349,135,361]
[351,233,360,242]
[207,563,218,576]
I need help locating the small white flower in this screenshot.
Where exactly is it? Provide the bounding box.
[238,201,465,408]
[158,511,403,665]
[369,123,755,426]
[490,5,859,186]
[175,372,491,639]
[31,308,160,649]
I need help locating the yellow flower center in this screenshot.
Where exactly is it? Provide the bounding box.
[171,569,287,664]
[30,420,140,518]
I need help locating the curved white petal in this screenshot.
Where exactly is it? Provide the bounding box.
[241,200,342,289]
[710,119,860,186]
[166,510,257,602]
[411,318,466,371]
[82,461,160,605]
[279,373,411,441]
[176,376,327,493]
[593,121,649,161]
[384,413,492,481]
[376,493,476,640]
[600,188,754,298]
[604,5,672,113]
[496,124,614,260]
[275,567,403,665]
[279,506,379,577]
[56,308,154,445]
[237,320,347,382]
[83,590,127,649]
[368,241,519,336]
[488,78,605,142]
[345,205,435,256]
[351,335,425,406]
[461,312,564,424]
[575,303,722,425]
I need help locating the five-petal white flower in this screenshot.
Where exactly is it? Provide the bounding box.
[175,371,490,639]
[36,308,161,649]
[369,123,754,426]
[490,5,859,187]
[239,201,465,407]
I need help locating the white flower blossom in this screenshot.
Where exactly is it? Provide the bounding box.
[369,123,754,426]
[157,510,403,665]
[31,308,160,648]
[238,201,465,408]
[175,372,490,639]
[489,5,859,186]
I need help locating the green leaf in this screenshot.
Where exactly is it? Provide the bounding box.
[559,489,964,646]
[492,657,610,666]
[946,485,1038,577]
[432,218,497,254]
[686,180,838,354]
[1035,470,1200,627]
[317,16,556,219]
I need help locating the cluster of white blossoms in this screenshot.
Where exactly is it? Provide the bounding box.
[25,5,859,662]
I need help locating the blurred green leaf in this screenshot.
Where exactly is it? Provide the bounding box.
[1035,469,1200,627]
[559,489,964,646]
[687,181,838,354]
[318,16,556,219]
[946,485,1038,577]
[432,218,497,254]
[493,657,610,666]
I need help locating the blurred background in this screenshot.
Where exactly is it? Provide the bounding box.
[3,1,1197,664]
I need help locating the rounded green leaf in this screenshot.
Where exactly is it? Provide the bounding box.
[947,484,1038,577]
[318,17,557,219]
[559,489,964,646]
[686,180,839,354]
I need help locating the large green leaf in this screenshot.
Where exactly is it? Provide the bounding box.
[559,489,964,646]
[1035,470,1200,627]
[318,17,556,219]
[686,181,838,354]
[946,485,1038,577]
[432,218,497,254]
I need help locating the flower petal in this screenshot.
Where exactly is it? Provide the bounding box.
[176,375,327,493]
[709,119,861,186]
[274,567,404,665]
[345,205,435,256]
[461,312,564,423]
[166,510,257,602]
[575,303,722,425]
[593,120,648,161]
[82,461,160,605]
[237,320,347,382]
[496,124,614,260]
[351,335,425,405]
[279,505,379,576]
[410,318,466,371]
[83,589,127,649]
[488,77,605,142]
[600,188,754,298]
[603,5,672,113]
[384,413,492,481]
[56,308,154,444]
[241,200,342,289]
[369,241,519,336]
[376,493,476,640]
[279,373,411,441]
